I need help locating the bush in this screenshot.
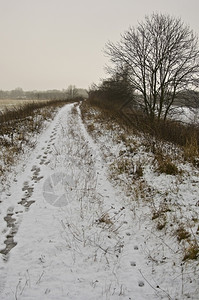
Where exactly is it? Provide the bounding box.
[157,157,179,175]
[86,94,199,165]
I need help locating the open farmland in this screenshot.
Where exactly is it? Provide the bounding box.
[0,99,51,112]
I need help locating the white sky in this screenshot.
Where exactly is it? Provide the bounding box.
[0,0,199,91]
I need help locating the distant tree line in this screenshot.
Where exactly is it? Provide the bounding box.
[0,86,88,101]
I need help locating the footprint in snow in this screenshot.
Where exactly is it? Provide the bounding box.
[138,281,145,287]
[0,207,18,258]
[31,165,38,172]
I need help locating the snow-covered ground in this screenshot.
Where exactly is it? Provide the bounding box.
[168,106,199,124]
[0,103,198,299]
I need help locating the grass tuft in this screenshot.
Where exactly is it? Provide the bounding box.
[176,225,191,242]
[183,243,199,261]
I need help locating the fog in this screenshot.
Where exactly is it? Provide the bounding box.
[0,0,199,90]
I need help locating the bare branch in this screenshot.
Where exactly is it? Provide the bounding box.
[105,13,199,120]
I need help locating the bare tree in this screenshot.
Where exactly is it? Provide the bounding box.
[105,13,199,120]
[66,85,78,99]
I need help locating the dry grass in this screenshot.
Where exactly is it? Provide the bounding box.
[176,225,191,242]
[0,99,51,111]
[97,213,113,225]
[183,136,199,165]
[86,94,199,165]
[80,100,199,263]
[156,155,179,175]
[0,99,76,183]
[183,243,199,261]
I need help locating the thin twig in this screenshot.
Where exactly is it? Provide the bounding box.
[36,271,45,285]
[139,269,173,300]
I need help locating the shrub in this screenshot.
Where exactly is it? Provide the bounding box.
[183,136,199,165]
[155,154,179,175]
[176,225,191,242]
[183,243,199,261]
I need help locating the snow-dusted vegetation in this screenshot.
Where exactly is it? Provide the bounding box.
[80,101,199,299]
[0,101,198,299]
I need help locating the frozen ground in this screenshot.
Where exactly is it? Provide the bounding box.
[0,103,198,299]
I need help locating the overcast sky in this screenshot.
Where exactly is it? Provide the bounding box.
[0,0,199,91]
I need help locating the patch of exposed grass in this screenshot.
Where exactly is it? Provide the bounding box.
[176,225,191,242]
[151,143,180,175]
[156,157,179,175]
[157,216,167,230]
[183,243,199,261]
[183,136,199,166]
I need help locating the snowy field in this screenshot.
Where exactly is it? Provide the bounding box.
[168,106,199,124]
[0,103,198,299]
[0,99,50,112]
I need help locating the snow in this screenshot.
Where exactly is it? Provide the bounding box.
[168,106,199,124]
[0,103,198,299]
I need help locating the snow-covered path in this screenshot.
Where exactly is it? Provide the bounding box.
[0,103,185,299]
